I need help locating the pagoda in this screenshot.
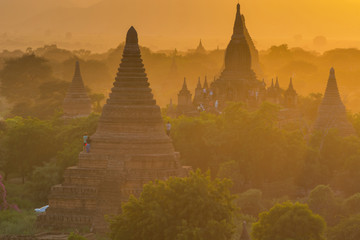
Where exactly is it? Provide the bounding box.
[313,68,355,136]
[63,61,92,118]
[211,3,263,106]
[195,39,206,54]
[193,77,203,106]
[177,78,197,116]
[283,78,297,108]
[39,27,189,231]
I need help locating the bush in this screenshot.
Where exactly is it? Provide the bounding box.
[0,210,36,235]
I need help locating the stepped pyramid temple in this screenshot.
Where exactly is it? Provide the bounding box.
[173,3,297,116]
[313,68,355,136]
[39,27,189,231]
[63,61,92,118]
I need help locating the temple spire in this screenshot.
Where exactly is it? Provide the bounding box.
[196,77,202,88]
[275,77,280,89]
[233,3,245,38]
[73,61,82,82]
[203,76,209,89]
[182,78,188,91]
[196,39,206,53]
[62,61,92,118]
[288,78,294,90]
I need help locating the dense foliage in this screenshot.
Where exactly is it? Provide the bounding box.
[109,170,237,240]
[252,202,326,240]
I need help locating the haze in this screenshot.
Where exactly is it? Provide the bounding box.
[1,0,360,52]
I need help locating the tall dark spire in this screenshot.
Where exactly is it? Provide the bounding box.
[233,3,245,38]
[313,68,355,136]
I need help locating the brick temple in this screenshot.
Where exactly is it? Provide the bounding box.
[63,61,92,118]
[39,27,189,231]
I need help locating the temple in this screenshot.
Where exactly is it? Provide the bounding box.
[177,78,197,116]
[195,39,206,54]
[63,61,92,118]
[210,3,262,107]
[313,68,355,136]
[39,27,189,231]
[172,4,298,115]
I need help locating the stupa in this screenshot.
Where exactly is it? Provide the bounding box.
[39,27,189,231]
[63,61,92,118]
[313,68,355,136]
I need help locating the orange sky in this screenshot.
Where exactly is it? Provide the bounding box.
[0,0,360,52]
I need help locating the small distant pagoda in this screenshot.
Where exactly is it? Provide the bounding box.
[177,78,197,116]
[63,61,92,118]
[266,78,282,105]
[39,27,189,231]
[193,77,203,106]
[195,39,206,54]
[313,68,355,136]
[283,78,298,108]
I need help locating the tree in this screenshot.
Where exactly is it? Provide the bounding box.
[26,160,61,206]
[328,214,360,240]
[89,93,105,113]
[0,54,54,102]
[343,193,360,216]
[307,185,340,226]
[236,189,264,217]
[1,117,57,183]
[252,202,326,240]
[109,170,237,240]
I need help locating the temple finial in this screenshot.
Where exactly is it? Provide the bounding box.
[233,3,244,36]
[126,26,138,44]
[330,67,335,79]
[182,77,188,90]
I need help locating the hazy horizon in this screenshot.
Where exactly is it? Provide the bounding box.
[0,0,360,53]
